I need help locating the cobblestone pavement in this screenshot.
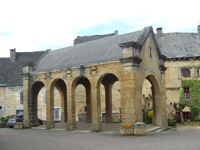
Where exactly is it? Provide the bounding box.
[0,126,200,150]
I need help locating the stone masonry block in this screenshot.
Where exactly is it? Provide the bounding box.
[14,123,24,129]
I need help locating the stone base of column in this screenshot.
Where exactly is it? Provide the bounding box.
[92,122,102,132]
[46,120,55,130]
[162,117,168,129]
[23,119,37,128]
[120,125,134,136]
[86,120,92,123]
[67,121,77,130]
[23,119,30,128]
[86,115,92,123]
[105,117,113,124]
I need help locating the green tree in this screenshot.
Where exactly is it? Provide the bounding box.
[180,80,200,107]
[173,102,186,124]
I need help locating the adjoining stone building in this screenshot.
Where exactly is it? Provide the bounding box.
[0,49,48,118]
[156,27,200,119]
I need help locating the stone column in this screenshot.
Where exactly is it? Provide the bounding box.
[86,87,92,123]
[46,86,55,129]
[120,71,136,125]
[134,70,143,123]
[22,73,31,128]
[60,88,67,123]
[119,41,142,135]
[22,63,34,128]
[67,80,77,130]
[160,68,168,129]
[105,85,113,124]
[91,82,102,132]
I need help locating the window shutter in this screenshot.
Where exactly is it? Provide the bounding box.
[20,91,23,104]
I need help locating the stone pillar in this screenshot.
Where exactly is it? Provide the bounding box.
[46,86,55,129]
[22,73,31,128]
[119,41,142,135]
[160,68,168,128]
[67,81,77,130]
[91,82,102,132]
[60,88,67,123]
[22,63,34,128]
[134,70,143,123]
[119,70,140,135]
[105,85,113,124]
[86,87,92,123]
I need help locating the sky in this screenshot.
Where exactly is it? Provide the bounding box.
[0,0,199,57]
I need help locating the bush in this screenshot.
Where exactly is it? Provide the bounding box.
[0,116,11,123]
[148,111,153,122]
[189,106,200,121]
[174,114,181,123]
[168,118,177,127]
[145,112,152,124]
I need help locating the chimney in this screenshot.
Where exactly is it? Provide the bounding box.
[197,25,200,33]
[10,48,16,62]
[115,30,118,35]
[156,28,163,34]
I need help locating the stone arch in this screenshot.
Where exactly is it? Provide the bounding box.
[45,78,67,129]
[141,72,162,125]
[30,81,45,127]
[97,73,120,124]
[71,76,92,124]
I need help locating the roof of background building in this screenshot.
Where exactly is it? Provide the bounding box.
[0,51,48,86]
[74,33,116,45]
[156,32,200,58]
[33,27,153,73]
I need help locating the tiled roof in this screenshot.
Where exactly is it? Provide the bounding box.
[156,32,200,58]
[0,51,48,86]
[33,27,152,73]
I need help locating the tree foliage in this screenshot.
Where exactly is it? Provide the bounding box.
[180,80,200,107]
[189,106,200,120]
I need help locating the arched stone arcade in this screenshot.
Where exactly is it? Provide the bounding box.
[22,26,167,135]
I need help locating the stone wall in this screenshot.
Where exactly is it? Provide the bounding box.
[0,86,23,117]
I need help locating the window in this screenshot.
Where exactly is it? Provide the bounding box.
[184,88,190,99]
[181,69,190,77]
[197,69,199,78]
[20,91,23,104]
[16,109,24,115]
[54,108,60,121]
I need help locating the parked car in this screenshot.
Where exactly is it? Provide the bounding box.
[6,114,24,128]
[6,114,43,128]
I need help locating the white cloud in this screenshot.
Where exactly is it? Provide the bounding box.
[0,0,199,57]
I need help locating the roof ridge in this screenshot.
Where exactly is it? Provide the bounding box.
[72,29,143,47]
